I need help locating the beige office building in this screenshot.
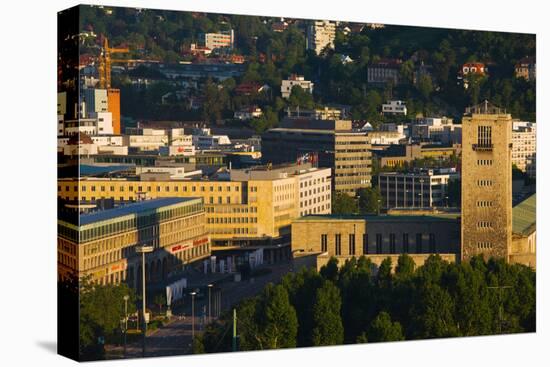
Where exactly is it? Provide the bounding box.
[292,214,460,270]
[58,197,210,286]
[58,164,331,250]
[461,102,513,262]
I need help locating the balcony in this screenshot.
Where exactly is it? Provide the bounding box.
[472,144,493,151]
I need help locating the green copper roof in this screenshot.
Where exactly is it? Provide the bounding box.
[513,194,536,236]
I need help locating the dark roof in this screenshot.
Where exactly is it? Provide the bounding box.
[79,197,199,226]
[68,133,93,145]
[80,164,134,176]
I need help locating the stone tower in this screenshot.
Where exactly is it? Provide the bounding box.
[461,101,512,262]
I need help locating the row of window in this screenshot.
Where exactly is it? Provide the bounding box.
[477,242,493,250]
[207,217,258,224]
[206,206,258,214]
[477,200,494,207]
[321,233,437,255]
[299,177,329,188]
[300,197,330,207]
[477,221,493,229]
[300,186,330,198]
[477,180,493,187]
[60,184,247,194]
[477,159,493,166]
[300,204,330,216]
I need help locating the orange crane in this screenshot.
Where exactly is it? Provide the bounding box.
[98,36,129,89]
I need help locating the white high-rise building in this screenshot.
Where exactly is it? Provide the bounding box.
[306,20,336,55]
[512,121,536,177]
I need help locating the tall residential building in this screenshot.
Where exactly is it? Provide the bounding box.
[461,101,512,262]
[58,197,210,286]
[306,20,336,55]
[262,119,372,195]
[83,88,108,117]
[512,121,536,177]
[107,88,121,134]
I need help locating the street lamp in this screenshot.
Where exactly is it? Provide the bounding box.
[123,295,129,357]
[136,245,154,357]
[208,284,213,323]
[190,291,197,340]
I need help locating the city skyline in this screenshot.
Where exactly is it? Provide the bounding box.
[57,4,536,362]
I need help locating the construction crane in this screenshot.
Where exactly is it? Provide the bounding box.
[98,36,129,89]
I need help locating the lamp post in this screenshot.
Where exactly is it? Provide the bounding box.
[136,245,154,357]
[123,295,129,357]
[208,284,213,323]
[190,292,197,341]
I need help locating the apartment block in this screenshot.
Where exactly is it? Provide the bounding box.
[512,121,536,177]
[306,20,336,55]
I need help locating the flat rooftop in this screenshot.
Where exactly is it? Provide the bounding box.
[79,197,200,226]
[294,213,460,223]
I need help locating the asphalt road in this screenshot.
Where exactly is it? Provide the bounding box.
[105,261,295,359]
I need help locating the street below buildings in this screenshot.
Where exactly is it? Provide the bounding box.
[105,260,296,359]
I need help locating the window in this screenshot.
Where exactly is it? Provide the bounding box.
[389,233,396,254]
[349,234,356,255]
[429,233,436,253]
[321,234,328,252]
[403,233,409,253]
[363,234,368,254]
[416,233,423,253]
[376,234,382,254]
[477,125,492,147]
[335,234,342,255]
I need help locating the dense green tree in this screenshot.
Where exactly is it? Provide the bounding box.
[411,282,459,338]
[281,267,323,346]
[79,276,137,360]
[367,311,405,342]
[377,258,393,289]
[357,187,383,214]
[311,281,345,346]
[287,85,315,109]
[416,74,434,100]
[202,79,229,123]
[395,254,416,278]
[320,257,340,283]
[256,284,298,349]
[332,192,358,214]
